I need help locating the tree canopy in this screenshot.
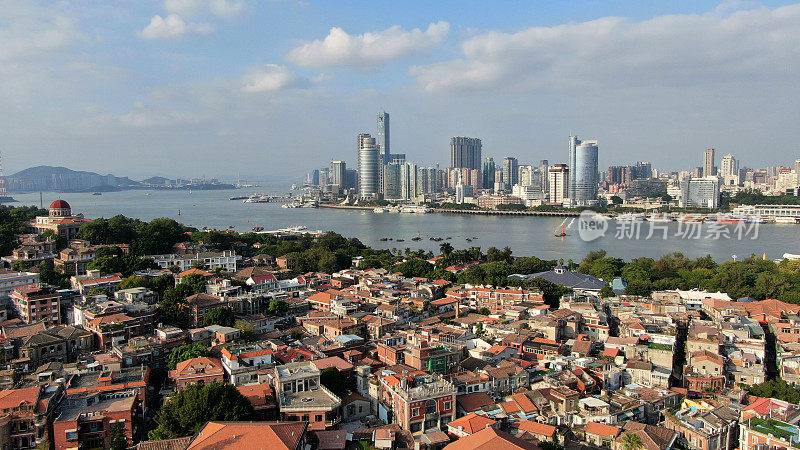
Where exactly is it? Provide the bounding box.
[149,382,254,440]
[167,343,210,370]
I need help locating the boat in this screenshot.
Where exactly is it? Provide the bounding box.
[399,205,432,214]
[379,237,388,241]
[646,213,671,223]
[396,239,405,242]
[291,184,298,190]
[373,208,388,213]
[775,217,799,224]
[252,226,264,232]
[92,192,102,196]
[555,225,567,237]
[229,195,248,200]
[465,238,472,242]
[145,192,151,196]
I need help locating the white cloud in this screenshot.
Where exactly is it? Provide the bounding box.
[286,21,450,69]
[164,0,244,18]
[410,5,800,92]
[138,14,213,40]
[241,64,309,92]
[0,4,80,61]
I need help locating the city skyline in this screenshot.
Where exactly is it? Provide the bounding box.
[2,1,800,179]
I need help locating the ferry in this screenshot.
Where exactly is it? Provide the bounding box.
[399,205,432,214]
[244,194,270,203]
[715,215,744,224]
[775,217,799,224]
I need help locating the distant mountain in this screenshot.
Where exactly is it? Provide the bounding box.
[6,166,140,193]
[5,166,235,192]
[142,176,172,185]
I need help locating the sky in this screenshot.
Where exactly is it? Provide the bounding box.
[2,0,799,181]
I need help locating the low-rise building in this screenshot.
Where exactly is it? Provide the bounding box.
[272,361,342,431]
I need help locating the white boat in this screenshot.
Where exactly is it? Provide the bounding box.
[373,207,388,213]
[399,205,431,214]
[774,217,799,224]
[646,213,672,223]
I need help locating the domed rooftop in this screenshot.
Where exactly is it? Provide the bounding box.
[50,199,71,210]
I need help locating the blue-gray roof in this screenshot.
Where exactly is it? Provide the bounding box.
[509,264,606,290]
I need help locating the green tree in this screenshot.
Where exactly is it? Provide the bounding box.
[268,299,289,315]
[204,308,235,327]
[181,273,208,295]
[478,307,491,315]
[610,195,623,205]
[149,382,254,440]
[395,258,433,278]
[320,367,347,398]
[234,320,257,342]
[439,242,454,256]
[109,422,128,450]
[741,379,800,403]
[620,433,644,450]
[168,343,209,370]
[599,285,615,298]
[118,275,150,291]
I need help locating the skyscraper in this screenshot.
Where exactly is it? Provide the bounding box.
[483,157,495,190]
[539,160,549,194]
[377,111,389,161]
[450,137,482,170]
[383,161,403,200]
[719,154,738,178]
[357,133,380,199]
[503,157,519,187]
[568,136,599,205]
[704,148,716,177]
[549,164,569,204]
[330,160,346,188]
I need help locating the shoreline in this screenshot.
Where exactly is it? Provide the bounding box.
[318,204,581,217]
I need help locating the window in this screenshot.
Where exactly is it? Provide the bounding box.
[444,401,452,410]
[65,431,77,441]
[315,415,323,422]
[412,407,420,417]
[425,399,436,414]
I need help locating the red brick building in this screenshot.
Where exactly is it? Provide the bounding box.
[10,284,61,326]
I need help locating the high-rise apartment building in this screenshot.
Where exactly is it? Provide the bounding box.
[330,161,346,188]
[568,136,599,205]
[483,157,495,189]
[319,167,330,186]
[377,111,389,161]
[549,164,570,204]
[719,154,738,178]
[450,137,482,170]
[680,177,721,208]
[704,148,716,177]
[384,161,402,200]
[539,160,549,193]
[503,157,519,187]
[357,133,380,199]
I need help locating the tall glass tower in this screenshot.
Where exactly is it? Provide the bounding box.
[358,133,380,199]
[377,111,389,161]
[572,139,599,205]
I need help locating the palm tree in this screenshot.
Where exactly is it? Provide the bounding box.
[620,433,644,450]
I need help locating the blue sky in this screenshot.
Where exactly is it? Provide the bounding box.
[2,0,799,180]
